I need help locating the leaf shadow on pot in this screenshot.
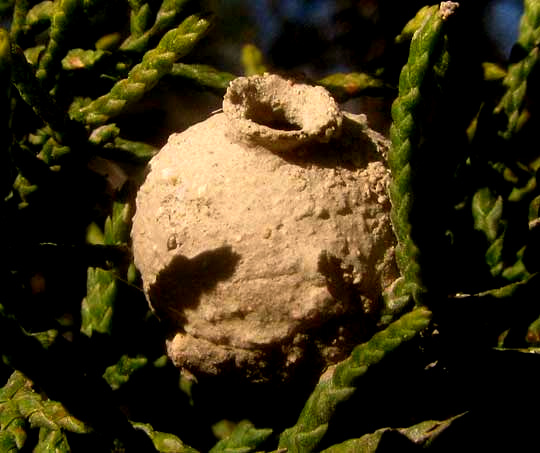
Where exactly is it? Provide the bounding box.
[148,245,241,325]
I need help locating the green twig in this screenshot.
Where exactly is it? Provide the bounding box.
[61,47,106,70]
[0,372,27,451]
[103,355,148,390]
[0,306,156,450]
[388,3,458,305]
[0,28,14,199]
[103,136,157,163]
[10,39,84,146]
[320,413,466,452]
[170,62,235,93]
[495,48,539,139]
[472,187,511,278]
[81,267,117,337]
[10,0,30,45]
[0,371,91,452]
[71,13,211,127]
[278,308,431,453]
[132,422,199,453]
[317,72,390,102]
[241,43,267,76]
[469,1,540,283]
[121,0,191,53]
[26,1,54,33]
[519,0,540,48]
[209,420,272,453]
[89,124,157,163]
[36,0,82,88]
[394,6,434,45]
[128,2,152,38]
[495,0,540,139]
[81,202,131,337]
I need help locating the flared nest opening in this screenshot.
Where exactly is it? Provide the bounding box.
[223,74,343,152]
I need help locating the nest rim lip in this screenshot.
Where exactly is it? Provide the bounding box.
[223,73,343,151]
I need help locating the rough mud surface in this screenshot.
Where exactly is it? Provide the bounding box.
[131,74,397,382]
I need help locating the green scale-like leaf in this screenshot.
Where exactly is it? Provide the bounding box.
[1,371,91,452]
[103,355,148,390]
[496,0,540,139]
[72,13,211,127]
[34,427,70,453]
[170,63,235,93]
[209,420,272,453]
[105,136,157,163]
[10,37,83,146]
[472,187,504,243]
[104,201,131,245]
[61,48,106,70]
[317,72,388,102]
[36,0,82,88]
[88,124,157,162]
[469,0,540,286]
[278,308,431,453]
[0,27,14,199]
[133,422,199,453]
[387,3,457,306]
[0,372,28,451]
[81,266,117,336]
[81,201,131,336]
[129,3,152,38]
[121,0,192,53]
[320,413,466,453]
[394,6,433,44]
[10,0,31,45]
[26,1,54,30]
[241,43,267,76]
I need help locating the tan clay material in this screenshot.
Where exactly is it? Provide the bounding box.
[131,74,397,382]
[223,74,342,151]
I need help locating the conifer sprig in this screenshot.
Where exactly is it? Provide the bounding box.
[0,371,91,452]
[0,28,13,199]
[10,38,83,146]
[36,0,81,88]
[71,13,211,127]
[519,0,540,49]
[495,0,540,139]
[10,0,31,45]
[209,420,273,453]
[278,308,431,453]
[387,3,458,306]
[121,0,191,53]
[170,62,235,93]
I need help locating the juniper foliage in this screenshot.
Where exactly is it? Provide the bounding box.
[2,1,540,451]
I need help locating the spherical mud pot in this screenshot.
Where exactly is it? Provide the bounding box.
[131,74,397,382]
